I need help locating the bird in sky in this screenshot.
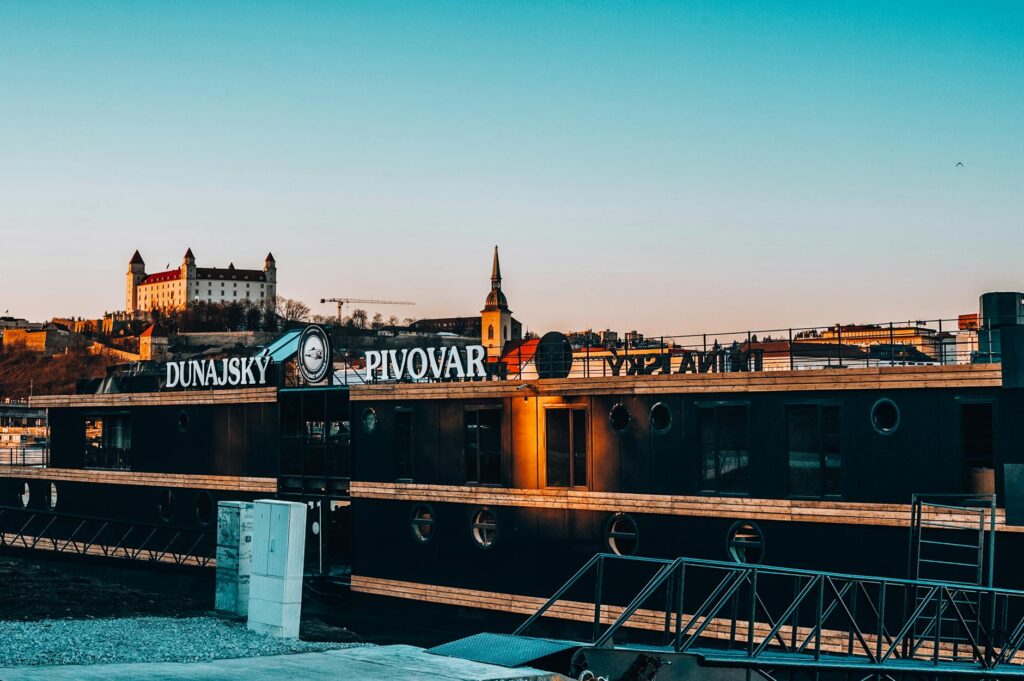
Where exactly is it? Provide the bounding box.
[955,161,965,167]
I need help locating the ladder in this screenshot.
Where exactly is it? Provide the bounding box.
[907,494,997,662]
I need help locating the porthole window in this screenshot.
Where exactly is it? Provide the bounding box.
[471,508,498,548]
[606,513,639,556]
[650,402,672,434]
[158,489,175,521]
[196,492,213,525]
[727,521,764,564]
[18,482,30,508]
[609,404,631,433]
[177,411,189,432]
[48,483,58,510]
[361,408,377,434]
[411,504,435,543]
[871,398,900,435]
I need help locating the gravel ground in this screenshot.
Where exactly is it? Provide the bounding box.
[0,558,207,620]
[0,616,367,667]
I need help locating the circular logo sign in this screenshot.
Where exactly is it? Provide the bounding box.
[298,325,332,384]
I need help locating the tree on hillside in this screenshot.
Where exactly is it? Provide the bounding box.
[276,296,310,323]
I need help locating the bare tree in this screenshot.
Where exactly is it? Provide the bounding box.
[371,312,384,329]
[349,308,368,329]
[276,296,310,323]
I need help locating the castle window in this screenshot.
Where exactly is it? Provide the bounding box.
[487,325,494,340]
[464,407,502,485]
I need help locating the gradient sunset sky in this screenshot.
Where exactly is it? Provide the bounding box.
[1,1,1021,336]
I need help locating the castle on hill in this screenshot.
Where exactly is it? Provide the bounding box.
[126,248,277,315]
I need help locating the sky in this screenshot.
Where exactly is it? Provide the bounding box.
[1,1,1021,336]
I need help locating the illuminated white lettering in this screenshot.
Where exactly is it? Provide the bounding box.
[466,345,486,378]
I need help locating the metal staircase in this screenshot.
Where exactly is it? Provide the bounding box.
[494,553,1024,679]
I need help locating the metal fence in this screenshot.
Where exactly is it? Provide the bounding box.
[0,446,49,467]
[326,317,996,385]
[0,504,214,567]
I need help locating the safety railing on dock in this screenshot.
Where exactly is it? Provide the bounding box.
[0,505,215,567]
[515,554,1024,677]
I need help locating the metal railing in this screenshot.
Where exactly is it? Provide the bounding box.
[0,504,214,567]
[515,554,1024,676]
[0,445,49,467]
[326,316,998,384]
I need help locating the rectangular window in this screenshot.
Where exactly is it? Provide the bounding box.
[786,404,841,497]
[464,407,502,484]
[83,415,132,470]
[545,407,587,488]
[395,408,413,480]
[961,402,994,470]
[698,404,749,493]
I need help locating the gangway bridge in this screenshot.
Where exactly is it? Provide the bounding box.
[0,504,214,567]
[430,552,1024,680]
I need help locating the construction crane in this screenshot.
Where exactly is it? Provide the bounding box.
[320,297,415,324]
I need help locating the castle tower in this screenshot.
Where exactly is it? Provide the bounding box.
[180,248,197,306]
[481,245,512,360]
[263,252,277,301]
[126,250,146,314]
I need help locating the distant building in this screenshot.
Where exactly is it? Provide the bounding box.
[1,325,85,356]
[126,248,277,315]
[0,317,33,330]
[138,324,169,361]
[52,312,136,337]
[409,247,522,356]
[408,317,482,338]
[811,323,943,360]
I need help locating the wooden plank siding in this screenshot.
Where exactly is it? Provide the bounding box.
[29,387,278,409]
[349,481,1024,533]
[0,466,277,493]
[349,364,1002,402]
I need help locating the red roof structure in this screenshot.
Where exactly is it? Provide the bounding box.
[500,338,540,374]
[141,269,182,285]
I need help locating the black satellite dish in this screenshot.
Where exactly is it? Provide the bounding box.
[534,332,573,379]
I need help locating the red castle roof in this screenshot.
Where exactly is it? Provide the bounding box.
[141,269,182,285]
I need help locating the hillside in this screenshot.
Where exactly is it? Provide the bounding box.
[0,347,111,399]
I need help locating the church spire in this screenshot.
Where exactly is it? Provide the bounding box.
[491,245,501,289]
[482,245,510,313]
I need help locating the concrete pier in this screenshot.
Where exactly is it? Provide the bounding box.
[0,645,566,681]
